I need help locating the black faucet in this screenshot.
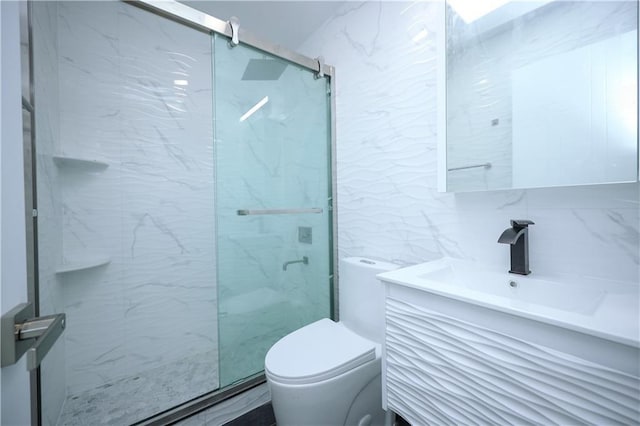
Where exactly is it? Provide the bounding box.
[498,220,534,275]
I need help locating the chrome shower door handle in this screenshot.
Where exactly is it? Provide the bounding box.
[24,313,66,371]
[237,208,323,216]
[1,302,66,371]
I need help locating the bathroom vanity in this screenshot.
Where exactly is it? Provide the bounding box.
[378,258,640,425]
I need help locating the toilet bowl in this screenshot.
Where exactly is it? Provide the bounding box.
[265,257,398,426]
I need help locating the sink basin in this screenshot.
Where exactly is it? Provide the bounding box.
[417,258,605,314]
[378,257,639,346]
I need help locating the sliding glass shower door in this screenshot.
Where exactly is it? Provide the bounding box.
[214,35,333,387]
[30,1,333,424]
[33,2,218,424]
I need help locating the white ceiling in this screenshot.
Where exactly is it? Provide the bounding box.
[181,1,344,51]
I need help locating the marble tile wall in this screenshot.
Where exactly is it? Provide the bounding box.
[36,0,218,411]
[298,1,639,285]
[55,350,217,425]
[29,1,638,423]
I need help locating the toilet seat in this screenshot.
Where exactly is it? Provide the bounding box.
[265,318,377,385]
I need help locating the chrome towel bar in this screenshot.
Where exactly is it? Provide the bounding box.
[447,162,492,172]
[237,208,323,216]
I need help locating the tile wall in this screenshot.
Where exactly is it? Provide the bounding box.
[33,2,218,423]
[299,1,639,284]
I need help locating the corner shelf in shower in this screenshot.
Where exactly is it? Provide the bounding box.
[55,257,111,274]
[53,155,109,171]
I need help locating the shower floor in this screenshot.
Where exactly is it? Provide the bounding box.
[55,351,218,425]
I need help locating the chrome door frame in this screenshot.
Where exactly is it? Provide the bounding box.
[19,1,42,424]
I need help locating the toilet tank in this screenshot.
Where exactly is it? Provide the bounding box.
[339,257,398,344]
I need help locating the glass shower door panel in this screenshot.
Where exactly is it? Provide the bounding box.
[32,2,218,424]
[214,35,332,387]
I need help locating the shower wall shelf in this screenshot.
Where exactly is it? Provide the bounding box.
[53,155,109,171]
[55,257,111,274]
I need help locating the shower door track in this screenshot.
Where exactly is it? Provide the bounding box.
[127,0,334,78]
[132,373,266,426]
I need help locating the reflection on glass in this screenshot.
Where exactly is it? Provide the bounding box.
[214,35,332,387]
[446,1,638,192]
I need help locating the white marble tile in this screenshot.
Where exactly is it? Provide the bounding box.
[453,207,529,270]
[529,207,639,282]
[38,0,219,402]
[56,350,218,426]
[525,182,640,210]
[299,1,640,285]
[453,189,527,211]
[30,1,640,425]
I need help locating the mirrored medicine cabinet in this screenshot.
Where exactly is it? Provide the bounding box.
[440,0,639,192]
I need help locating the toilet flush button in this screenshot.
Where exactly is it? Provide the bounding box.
[358,414,372,426]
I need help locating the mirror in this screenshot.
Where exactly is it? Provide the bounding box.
[444,0,638,192]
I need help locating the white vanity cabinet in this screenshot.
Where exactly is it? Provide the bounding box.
[381,280,640,425]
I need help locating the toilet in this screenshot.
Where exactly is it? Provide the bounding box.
[265,257,398,426]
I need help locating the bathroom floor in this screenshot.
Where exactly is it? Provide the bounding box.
[55,351,218,426]
[396,414,411,425]
[221,403,276,426]
[216,404,410,426]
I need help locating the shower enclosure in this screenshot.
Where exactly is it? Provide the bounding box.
[25,1,335,424]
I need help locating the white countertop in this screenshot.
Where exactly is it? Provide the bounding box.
[378,257,640,348]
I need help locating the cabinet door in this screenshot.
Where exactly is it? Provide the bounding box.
[385,297,640,425]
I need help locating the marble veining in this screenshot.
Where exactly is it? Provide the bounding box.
[298,1,639,283]
[33,3,219,424]
[29,0,639,423]
[56,350,218,426]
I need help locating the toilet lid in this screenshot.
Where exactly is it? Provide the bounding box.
[265,318,377,385]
